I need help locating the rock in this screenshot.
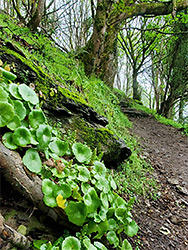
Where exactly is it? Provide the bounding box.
[170,215,183,225]
[119,100,152,117]
[176,185,188,195]
[120,107,151,117]
[167,178,179,185]
[47,113,131,168]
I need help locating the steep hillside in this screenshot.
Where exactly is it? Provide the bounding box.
[0,13,157,250]
[0,12,155,196]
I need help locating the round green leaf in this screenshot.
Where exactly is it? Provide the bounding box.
[7,115,21,130]
[92,161,106,179]
[36,124,52,149]
[122,239,133,250]
[0,86,8,101]
[13,127,31,146]
[9,83,22,99]
[108,191,115,203]
[65,201,87,226]
[95,177,110,193]
[98,206,108,222]
[0,67,17,81]
[77,166,90,182]
[115,194,127,209]
[108,175,117,190]
[42,179,56,196]
[108,219,118,231]
[115,207,126,222]
[23,148,42,173]
[29,109,46,128]
[124,221,138,237]
[18,84,39,105]
[94,242,108,250]
[0,102,14,127]
[100,193,109,209]
[107,207,115,219]
[106,231,119,247]
[49,140,68,156]
[53,183,72,199]
[2,132,17,150]
[83,188,100,214]
[13,100,26,120]
[66,180,77,189]
[30,129,38,145]
[81,183,91,194]
[94,220,109,239]
[72,143,92,163]
[83,238,97,250]
[43,194,57,208]
[62,236,81,250]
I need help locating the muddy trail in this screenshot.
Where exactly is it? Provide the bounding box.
[128,114,188,250]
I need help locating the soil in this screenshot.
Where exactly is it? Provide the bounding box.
[128,115,188,250]
[0,114,188,250]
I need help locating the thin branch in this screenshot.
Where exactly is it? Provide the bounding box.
[121,25,188,35]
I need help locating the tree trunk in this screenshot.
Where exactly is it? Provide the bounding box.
[158,94,174,118]
[132,68,141,101]
[178,97,185,122]
[80,0,118,88]
[81,24,118,89]
[27,0,45,30]
[151,52,160,111]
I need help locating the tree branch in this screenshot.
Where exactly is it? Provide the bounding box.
[112,0,188,26]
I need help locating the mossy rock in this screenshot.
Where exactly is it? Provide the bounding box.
[0,41,131,167]
[48,114,131,168]
[0,45,108,126]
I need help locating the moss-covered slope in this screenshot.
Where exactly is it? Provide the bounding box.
[0,14,131,167]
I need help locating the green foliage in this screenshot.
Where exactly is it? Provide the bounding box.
[18,84,39,105]
[0,66,17,81]
[0,102,15,127]
[62,236,81,250]
[72,143,92,163]
[0,15,161,248]
[0,70,138,249]
[1,12,157,197]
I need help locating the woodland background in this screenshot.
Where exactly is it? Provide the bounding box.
[1,0,188,121]
[0,1,188,250]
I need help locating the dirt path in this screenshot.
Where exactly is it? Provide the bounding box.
[129,115,188,250]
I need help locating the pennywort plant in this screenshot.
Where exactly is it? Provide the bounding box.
[0,67,138,249]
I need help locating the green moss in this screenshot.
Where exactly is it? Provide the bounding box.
[57,86,87,105]
[66,117,120,158]
[0,48,54,95]
[0,47,87,110]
